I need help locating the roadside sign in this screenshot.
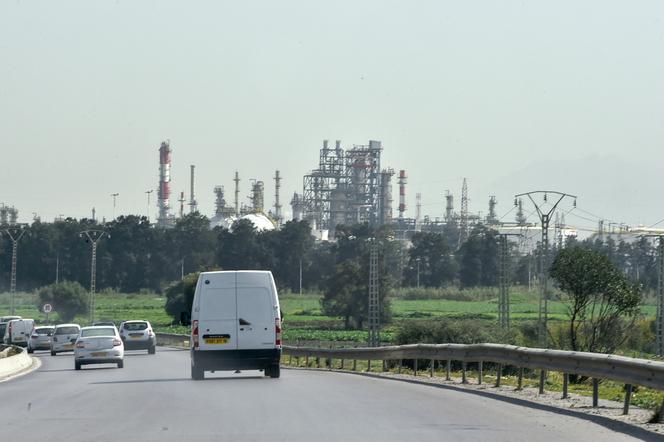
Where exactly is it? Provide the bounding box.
[43,303,52,314]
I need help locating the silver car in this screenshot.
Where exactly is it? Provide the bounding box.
[51,324,81,355]
[28,326,55,353]
[74,326,124,370]
[119,320,156,354]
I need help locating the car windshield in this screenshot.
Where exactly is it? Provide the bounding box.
[34,328,54,336]
[55,327,79,335]
[124,323,147,331]
[81,328,116,338]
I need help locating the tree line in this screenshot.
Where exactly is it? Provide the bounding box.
[1,215,661,296]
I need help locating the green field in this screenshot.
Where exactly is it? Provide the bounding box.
[1,290,656,345]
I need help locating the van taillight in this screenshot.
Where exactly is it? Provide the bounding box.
[192,320,199,348]
[275,318,282,347]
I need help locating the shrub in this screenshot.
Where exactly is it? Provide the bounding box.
[164,272,199,325]
[37,281,89,323]
[394,318,522,346]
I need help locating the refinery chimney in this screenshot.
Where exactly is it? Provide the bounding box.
[157,141,172,225]
[274,170,282,226]
[234,171,240,217]
[398,170,407,219]
[189,165,198,213]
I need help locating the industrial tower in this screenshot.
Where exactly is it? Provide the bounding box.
[157,141,172,226]
[458,178,469,246]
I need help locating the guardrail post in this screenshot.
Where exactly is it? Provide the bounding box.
[340,359,344,370]
[592,378,599,407]
[398,359,402,374]
[539,370,546,394]
[295,356,299,366]
[562,373,569,399]
[368,360,372,372]
[462,361,468,384]
[517,367,524,390]
[430,359,434,377]
[478,361,483,385]
[352,359,357,371]
[623,384,632,415]
[383,359,387,372]
[288,355,292,365]
[316,356,320,368]
[305,356,309,367]
[446,359,451,381]
[495,364,502,387]
[414,359,418,377]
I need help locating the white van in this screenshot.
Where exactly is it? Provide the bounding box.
[190,271,282,380]
[3,319,35,347]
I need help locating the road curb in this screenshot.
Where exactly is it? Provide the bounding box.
[0,349,41,383]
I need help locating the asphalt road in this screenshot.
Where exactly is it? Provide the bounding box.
[0,347,659,442]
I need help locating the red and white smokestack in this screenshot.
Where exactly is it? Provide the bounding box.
[398,169,407,219]
[158,141,172,222]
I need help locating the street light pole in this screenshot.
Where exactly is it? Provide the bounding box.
[110,193,119,220]
[416,257,421,288]
[145,190,154,222]
[80,230,109,324]
[514,191,576,348]
[2,225,27,315]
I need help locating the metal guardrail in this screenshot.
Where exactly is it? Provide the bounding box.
[283,343,664,416]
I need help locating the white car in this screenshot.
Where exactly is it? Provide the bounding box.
[50,324,81,355]
[28,326,55,353]
[74,326,124,370]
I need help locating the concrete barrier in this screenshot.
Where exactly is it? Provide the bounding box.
[0,345,34,380]
[156,332,189,349]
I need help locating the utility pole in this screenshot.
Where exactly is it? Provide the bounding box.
[145,190,154,222]
[2,225,27,315]
[299,258,303,295]
[658,237,664,356]
[368,238,380,347]
[641,235,664,355]
[514,191,576,347]
[110,193,119,220]
[497,233,521,329]
[416,257,421,288]
[80,230,109,324]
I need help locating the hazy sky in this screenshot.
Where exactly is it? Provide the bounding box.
[1,1,663,231]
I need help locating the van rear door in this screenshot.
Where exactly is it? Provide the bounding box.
[198,273,238,350]
[236,272,277,350]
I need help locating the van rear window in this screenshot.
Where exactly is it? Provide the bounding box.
[35,327,54,336]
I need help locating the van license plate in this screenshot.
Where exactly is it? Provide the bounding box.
[205,338,228,344]
[91,352,107,357]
